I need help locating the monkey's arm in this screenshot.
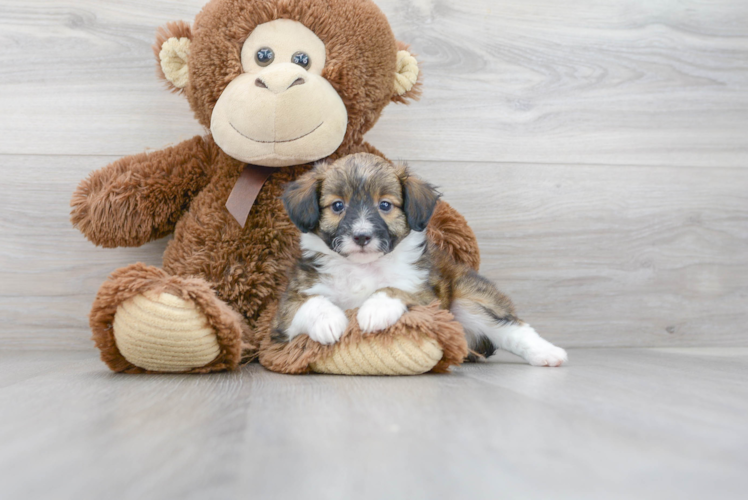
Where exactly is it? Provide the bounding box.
[427,200,481,271]
[71,136,217,248]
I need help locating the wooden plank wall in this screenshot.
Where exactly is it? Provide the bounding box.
[1,0,747,350]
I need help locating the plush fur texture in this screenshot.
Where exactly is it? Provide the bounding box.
[426,202,481,272]
[71,0,480,374]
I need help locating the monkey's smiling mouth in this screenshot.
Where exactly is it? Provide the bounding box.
[230,122,324,144]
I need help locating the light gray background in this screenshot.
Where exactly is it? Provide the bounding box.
[2,0,747,349]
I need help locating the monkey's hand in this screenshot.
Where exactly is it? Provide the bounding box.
[71,136,216,248]
[427,200,481,271]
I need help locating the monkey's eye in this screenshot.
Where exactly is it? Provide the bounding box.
[256,47,275,66]
[291,51,311,69]
[379,201,393,212]
[331,201,345,214]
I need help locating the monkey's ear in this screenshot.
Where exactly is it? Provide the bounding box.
[392,42,422,103]
[282,171,321,233]
[153,21,192,93]
[399,166,441,231]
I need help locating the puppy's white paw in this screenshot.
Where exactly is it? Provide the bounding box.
[307,309,348,345]
[289,296,348,345]
[526,344,568,367]
[357,292,407,333]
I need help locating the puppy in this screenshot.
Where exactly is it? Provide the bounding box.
[273,153,567,367]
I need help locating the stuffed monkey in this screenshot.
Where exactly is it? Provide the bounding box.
[71,0,479,375]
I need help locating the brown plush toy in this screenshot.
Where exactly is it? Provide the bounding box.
[71,0,480,375]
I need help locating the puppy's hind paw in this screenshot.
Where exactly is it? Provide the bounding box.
[357,292,407,333]
[526,345,568,367]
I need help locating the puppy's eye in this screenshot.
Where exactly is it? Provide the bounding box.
[256,47,275,66]
[331,201,345,214]
[291,51,311,69]
[379,201,393,212]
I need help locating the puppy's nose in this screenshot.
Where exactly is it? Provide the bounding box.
[353,233,372,247]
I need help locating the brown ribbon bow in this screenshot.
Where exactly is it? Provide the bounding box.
[225,164,276,228]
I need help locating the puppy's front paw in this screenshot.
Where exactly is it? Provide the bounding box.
[526,345,568,367]
[308,308,348,345]
[357,292,407,333]
[290,296,348,345]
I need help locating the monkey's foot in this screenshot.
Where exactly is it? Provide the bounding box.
[113,291,221,372]
[310,330,443,375]
[90,263,248,374]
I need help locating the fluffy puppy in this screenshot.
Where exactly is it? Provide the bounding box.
[273,153,568,367]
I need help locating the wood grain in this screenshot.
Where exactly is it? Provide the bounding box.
[0,348,746,500]
[0,0,747,350]
[0,0,747,166]
[1,155,746,349]
[410,161,748,347]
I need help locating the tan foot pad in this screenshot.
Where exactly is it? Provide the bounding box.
[310,333,443,375]
[113,291,221,372]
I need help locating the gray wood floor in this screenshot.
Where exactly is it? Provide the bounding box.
[1,348,746,500]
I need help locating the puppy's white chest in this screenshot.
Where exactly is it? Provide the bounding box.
[311,263,412,310]
[301,232,428,310]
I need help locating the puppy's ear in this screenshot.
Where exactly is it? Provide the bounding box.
[283,171,320,233]
[399,166,441,232]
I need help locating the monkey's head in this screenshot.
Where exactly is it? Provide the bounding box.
[154,0,421,167]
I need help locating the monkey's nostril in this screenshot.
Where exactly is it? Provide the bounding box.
[255,78,268,89]
[289,77,305,88]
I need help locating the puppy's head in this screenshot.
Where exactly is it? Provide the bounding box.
[282,153,440,263]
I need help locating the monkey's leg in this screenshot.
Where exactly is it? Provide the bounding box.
[90,263,249,373]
